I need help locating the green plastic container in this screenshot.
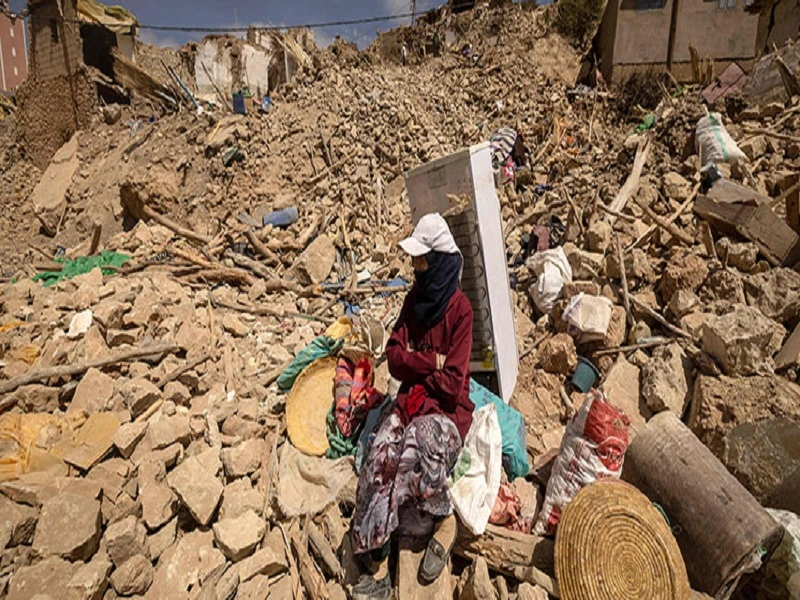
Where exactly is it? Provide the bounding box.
[572,356,600,393]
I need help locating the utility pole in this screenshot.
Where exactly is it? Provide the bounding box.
[411,0,416,25]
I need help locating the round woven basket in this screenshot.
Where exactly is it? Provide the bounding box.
[285,356,337,456]
[555,480,691,600]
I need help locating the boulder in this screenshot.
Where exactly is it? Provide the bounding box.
[702,306,785,375]
[30,134,79,236]
[104,515,150,567]
[290,234,336,285]
[537,334,577,375]
[236,537,289,583]
[698,269,746,307]
[167,455,223,526]
[689,375,800,512]
[147,517,177,561]
[32,493,102,561]
[67,553,112,600]
[110,554,154,596]
[640,343,694,415]
[138,461,178,531]
[212,509,265,561]
[739,135,768,160]
[221,439,265,478]
[6,556,80,600]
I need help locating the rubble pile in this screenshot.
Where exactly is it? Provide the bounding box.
[1,1,800,599]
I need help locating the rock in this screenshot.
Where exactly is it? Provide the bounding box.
[759,102,783,118]
[702,306,785,375]
[213,565,240,600]
[739,135,768,160]
[586,220,612,253]
[110,554,154,596]
[67,554,112,600]
[138,461,178,531]
[222,313,249,337]
[147,517,177,561]
[92,300,130,330]
[221,414,261,440]
[69,368,115,415]
[163,381,191,405]
[680,312,713,341]
[699,269,746,307]
[600,355,650,434]
[538,334,577,375]
[120,378,161,418]
[517,583,548,600]
[269,575,294,599]
[744,268,800,324]
[30,134,79,237]
[641,343,694,415]
[659,251,708,301]
[689,375,800,512]
[221,439,265,478]
[564,244,604,279]
[603,305,627,349]
[147,415,191,450]
[716,239,758,272]
[0,496,38,551]
[86,458,131,505]
[113,421,148,458]
[663,172,691,200]
[219,478,263,519]
[605,248,655,283]
[146,529,225,600]
[237,575,270,600]
[167,455,223,526]
[39,476,102,504]
[212,509,265,561]
[67,310,94,340]
[236,536,289,583]
[104,515,150,567]
[290,234,336,285]
[102,104,122,125]
[32,493,101,561]
[6,556,80,600]
[668,290,700,319]
[7,384,60,413]
[458,556,497,600]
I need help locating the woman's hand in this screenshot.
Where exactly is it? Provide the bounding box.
[436,354,447,370]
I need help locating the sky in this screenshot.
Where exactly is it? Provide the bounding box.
[8,0,445,48]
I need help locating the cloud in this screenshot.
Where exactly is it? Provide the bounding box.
[138,29,180,48]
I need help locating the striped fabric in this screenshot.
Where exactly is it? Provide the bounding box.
[490,127,517,164]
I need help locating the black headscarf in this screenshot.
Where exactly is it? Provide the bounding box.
[413,251,462,328]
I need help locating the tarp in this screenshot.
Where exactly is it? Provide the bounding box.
[76,0,138,34]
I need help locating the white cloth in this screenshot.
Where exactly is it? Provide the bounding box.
[527,247,573,314]
[448,404,503,536]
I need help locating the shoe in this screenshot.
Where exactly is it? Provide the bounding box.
[419,536,455,583]
[351,572,391,600]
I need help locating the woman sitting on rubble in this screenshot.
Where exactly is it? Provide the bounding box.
[350,213,475,599]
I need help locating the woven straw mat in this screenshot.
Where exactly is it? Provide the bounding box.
[555,479,691,600]
[285,356,337,456]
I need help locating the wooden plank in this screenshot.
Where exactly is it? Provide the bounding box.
[605,137,651,225]
[454,524,555,576]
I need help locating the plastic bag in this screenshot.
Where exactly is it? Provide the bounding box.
[534,390,630,535]
[277,336,344,391]
[563,293,613,341]
[448,404,503,535]
[526,247,573,314]
[469,378,530,481]
[695,113,746,166]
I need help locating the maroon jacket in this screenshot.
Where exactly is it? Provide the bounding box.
[386,287,474,441]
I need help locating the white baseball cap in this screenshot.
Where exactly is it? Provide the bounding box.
[399,213,460,257]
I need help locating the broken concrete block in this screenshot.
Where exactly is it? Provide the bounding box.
[702,306,785,375]
[537,333,577,375]
[663,172,692,200]
[690,374,800,513]
[222,313,249,337]
[586,220,612,253]
[744,268,800,324]
[147,415,191,450]
[113,421,148,458]
[104,515,150,567]
[600,355,650,434]
[147,529,225,599]
[237,574,270,600]
[221,438,265,478]
[0,496,38,551]
[110,554,154,596]
[659,251,709,301]
[30,134,79,237]
[138,461,178,531]
[69,368,115,415]
[290,234,336,285]
[212,509,266,561]
[6,556,80,600]
[641,343,694,415]
[167,455,223,526]
[668,290,700,319]
[32,493,102,561]
[739,135,768,160]
[219,478,263,520]
[458,555,497,600]
[120,377,161,418]
[67,553,112,600]
[236,538,289,583]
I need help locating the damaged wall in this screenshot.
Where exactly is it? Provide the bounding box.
[29,0,83,79]
[755,0,800,54]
